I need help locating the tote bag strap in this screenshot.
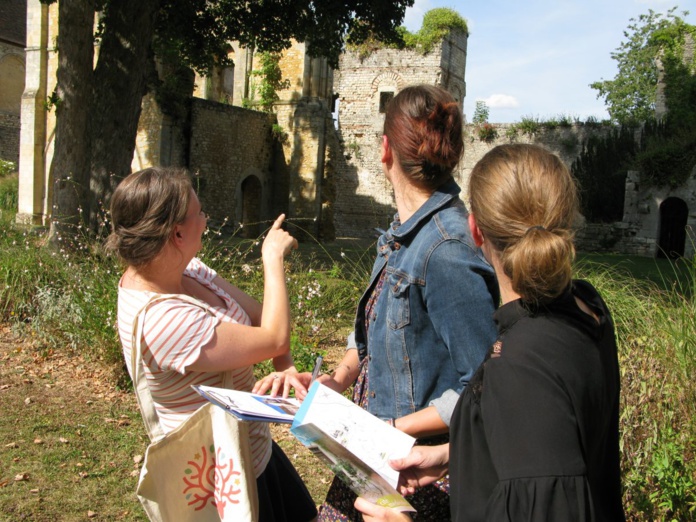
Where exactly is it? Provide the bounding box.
[131,293,234,442]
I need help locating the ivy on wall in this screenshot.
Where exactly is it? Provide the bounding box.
[572,126,637,223]
[243,52,290,113]
[575,11,695,219]
[347,8,468,59]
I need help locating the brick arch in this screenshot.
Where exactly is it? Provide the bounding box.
[371,72,405,115]
[370,72,405,94]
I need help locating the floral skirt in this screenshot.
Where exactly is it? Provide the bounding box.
[316,358,451,521]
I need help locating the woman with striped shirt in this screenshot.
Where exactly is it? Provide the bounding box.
[107,167,317,522]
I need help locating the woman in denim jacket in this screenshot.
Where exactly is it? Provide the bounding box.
[314,85,499,520]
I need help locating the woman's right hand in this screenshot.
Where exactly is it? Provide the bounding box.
[262,214,298,261]
[390,444,450,495]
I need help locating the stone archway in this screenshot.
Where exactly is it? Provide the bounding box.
[240,175,262,238]
[657,197,688,259]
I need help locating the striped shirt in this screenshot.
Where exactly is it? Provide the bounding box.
[117,257,271,477]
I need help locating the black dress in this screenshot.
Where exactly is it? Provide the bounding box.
[450,280,625,521]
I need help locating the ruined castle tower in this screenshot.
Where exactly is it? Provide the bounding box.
[331,28,468,237]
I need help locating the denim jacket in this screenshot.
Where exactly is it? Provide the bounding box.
[354,179,499,425]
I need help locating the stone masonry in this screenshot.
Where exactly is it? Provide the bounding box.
[0,0,27,166]
[16,4,695,256]
[333,28,467,237]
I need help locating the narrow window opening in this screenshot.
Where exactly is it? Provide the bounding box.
[379,91,394,113]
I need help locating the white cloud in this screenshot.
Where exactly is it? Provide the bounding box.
[480,94,519,109]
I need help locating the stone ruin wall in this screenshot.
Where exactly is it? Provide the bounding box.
[187,99,275,232]
[333,30,467,237]
[578,167,696,258]
[16,6,694,255]
[331,25,612,240]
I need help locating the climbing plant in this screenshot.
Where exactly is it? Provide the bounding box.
[578,6,696,205]
[246,52,290,113]
[571,126,637,223]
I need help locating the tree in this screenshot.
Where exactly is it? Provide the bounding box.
[590,7,692,125]
[42,0,413,242]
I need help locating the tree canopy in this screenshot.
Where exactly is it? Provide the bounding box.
[590,6,695,125]
[39,0,413,241]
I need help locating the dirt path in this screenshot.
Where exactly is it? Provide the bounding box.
[0,325,334,520]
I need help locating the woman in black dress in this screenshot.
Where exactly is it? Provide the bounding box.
[355,143,626,521]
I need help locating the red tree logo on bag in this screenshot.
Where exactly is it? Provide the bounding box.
[182,444,243,517]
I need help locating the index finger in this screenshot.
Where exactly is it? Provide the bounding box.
[271,214,286,230]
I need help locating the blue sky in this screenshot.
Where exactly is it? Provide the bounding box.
[402,0,695,123]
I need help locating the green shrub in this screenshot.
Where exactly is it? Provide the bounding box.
[477,123,498,143]
[348,8,467,56]
[0,159,16,177]
[516,116,541,136]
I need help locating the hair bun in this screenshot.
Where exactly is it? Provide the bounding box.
[383,85,463,189]
[418,101,462,171]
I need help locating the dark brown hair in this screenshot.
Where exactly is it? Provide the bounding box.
[469,144,579,304]
[106,167,193,267]
[383,84,463,190]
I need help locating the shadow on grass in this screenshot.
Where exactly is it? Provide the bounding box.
[576,252,693,296]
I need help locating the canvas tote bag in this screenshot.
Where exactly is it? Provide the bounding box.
[130,294,259,521]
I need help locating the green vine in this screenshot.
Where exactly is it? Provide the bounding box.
[247,52,290,113]
[638,19,696,187]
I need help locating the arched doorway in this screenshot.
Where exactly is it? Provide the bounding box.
[657,197,688,259]
[240,175,262,239]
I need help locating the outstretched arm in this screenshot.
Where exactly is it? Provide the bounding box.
[254,333,361,399]
[188,215,298,371]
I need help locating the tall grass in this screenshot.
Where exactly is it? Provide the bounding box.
[0,211,371,380]
[0,188,693,518]
[577,259,696,520]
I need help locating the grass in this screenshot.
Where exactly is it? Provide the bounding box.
[578,252,694,295]
[0,201,694,520]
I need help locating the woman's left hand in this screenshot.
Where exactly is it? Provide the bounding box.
[253,370,312,399]
[353,498,413,522]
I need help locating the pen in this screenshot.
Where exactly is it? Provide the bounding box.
[310,355,323,384]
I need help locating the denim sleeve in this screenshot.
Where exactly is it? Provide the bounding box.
[425,239,498,423]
